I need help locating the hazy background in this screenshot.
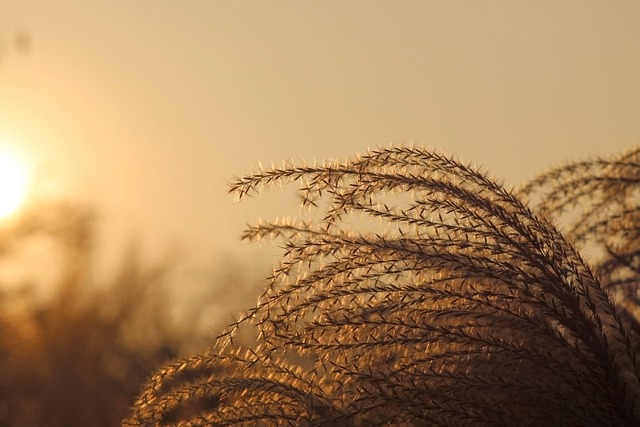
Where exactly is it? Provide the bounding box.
[1,1,639,270]
[0,3,639,424]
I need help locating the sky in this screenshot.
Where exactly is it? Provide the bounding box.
[0,1,639,272]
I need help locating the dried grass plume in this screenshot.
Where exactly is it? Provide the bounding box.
[126,145,640,426]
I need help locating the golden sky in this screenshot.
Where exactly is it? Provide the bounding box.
[0,1,639,267]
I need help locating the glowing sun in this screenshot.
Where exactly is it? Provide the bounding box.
[0,149,28,219]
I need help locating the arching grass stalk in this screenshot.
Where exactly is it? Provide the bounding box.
[126,145,640,426]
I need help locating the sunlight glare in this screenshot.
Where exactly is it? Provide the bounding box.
[0,148,28,219]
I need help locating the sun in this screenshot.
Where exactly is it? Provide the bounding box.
[0,148,28,219]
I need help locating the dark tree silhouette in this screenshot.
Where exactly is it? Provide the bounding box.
[126,146,640,426]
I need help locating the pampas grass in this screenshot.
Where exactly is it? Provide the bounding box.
[126,146,640,426]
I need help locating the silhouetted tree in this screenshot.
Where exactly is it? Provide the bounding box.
[0,203,188,426]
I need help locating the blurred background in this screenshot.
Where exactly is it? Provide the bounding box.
[0,1,639,425]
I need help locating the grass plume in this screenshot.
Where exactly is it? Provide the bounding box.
[126,145,640,426]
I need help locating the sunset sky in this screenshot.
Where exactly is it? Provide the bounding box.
[0,1,639,269]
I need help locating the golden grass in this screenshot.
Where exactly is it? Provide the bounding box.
[127,146,640,426]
